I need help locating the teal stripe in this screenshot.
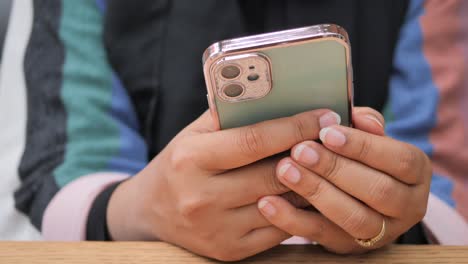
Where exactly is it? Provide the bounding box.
[54,0,121,187]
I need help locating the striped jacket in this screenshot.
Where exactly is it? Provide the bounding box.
[0,0,467,243]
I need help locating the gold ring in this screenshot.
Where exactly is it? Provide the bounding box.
[354,219,386,248]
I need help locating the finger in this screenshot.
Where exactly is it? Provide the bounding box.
[258,196,364,254]
[281,191,311,208]
[291,141,412,218]
[211,157,289,208]
[183,110,216,133]
[211,157,313,209]
[319,125,430,185]
[231,204,272,230]
[240,226,290,260]
[185,109,337,171]
[276,158,384,240]
[352,107,385,136]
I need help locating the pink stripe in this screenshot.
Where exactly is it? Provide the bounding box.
[422,0,468,218]
[42,173,130,241]
[423,194,468,245]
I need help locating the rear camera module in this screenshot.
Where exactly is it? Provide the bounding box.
[221,65,241,79]
[214,53,272,103]
[223,83,244,98]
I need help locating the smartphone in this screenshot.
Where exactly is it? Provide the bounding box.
[203,24,353,130]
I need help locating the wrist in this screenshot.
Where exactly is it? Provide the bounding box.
[107,177,145,240]
[106,175,161,241]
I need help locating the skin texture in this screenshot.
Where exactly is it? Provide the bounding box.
[107,107,432,261]
[258,108,432,254]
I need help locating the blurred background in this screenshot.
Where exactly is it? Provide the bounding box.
[0,0,13,70]
[0,0,42,240]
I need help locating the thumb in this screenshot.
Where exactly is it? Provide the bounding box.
[183,109,217,134]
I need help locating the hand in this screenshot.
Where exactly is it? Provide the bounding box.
[258,108,432,254]
[106,109,340,261]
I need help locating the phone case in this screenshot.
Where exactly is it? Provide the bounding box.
[203,24,353,130]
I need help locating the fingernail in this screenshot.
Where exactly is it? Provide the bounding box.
[293,144,319,166]
[365,114,384,128]
[278,163,301,184]
[319,127,346,147]
[258,200,276,217]
[319,112,341,128]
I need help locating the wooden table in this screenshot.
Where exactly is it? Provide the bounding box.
[0,242,467,264]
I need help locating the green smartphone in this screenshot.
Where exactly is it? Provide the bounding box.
[203,24,353,130]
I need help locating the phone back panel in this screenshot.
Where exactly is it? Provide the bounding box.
[213,38,351,130]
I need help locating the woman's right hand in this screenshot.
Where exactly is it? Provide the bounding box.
[106,109,338,261]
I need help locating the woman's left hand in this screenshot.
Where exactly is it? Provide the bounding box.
[257,107,432,254]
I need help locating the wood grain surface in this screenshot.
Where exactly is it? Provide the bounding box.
[0,242,467,264]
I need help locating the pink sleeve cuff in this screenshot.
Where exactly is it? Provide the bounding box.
[42,173,130,241]
[42,178,468,244]
[423,193,468,245]
[282,236,312,245]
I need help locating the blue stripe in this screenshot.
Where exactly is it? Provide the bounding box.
[106,74,148,174]
[386,0,455,206]
[431,175,455,207]
[94,0,147,174]
[95,0,106,13]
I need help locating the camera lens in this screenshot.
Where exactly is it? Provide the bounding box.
[221,65,241,79]
[223,84,244,98]
[247,73,260,82]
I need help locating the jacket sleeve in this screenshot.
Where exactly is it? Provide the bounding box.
[384,0,468,244]
[16,0,147,240]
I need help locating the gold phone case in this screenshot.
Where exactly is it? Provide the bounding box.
[203,24,353,130]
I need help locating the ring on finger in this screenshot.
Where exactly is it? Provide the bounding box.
[354,219,386,248]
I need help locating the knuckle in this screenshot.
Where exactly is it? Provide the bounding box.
[357,135,373,161]
[303,179,327,203]
[368,177,396,207]
[396,146,419,178]
[238,125,264,158]
[170,145,198,171]
[369,177,412,218]
[418,151,432,184]
[178,193,212,220]
[292,115,310,143]
[322,154,343,182]
[341,208,369,237]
